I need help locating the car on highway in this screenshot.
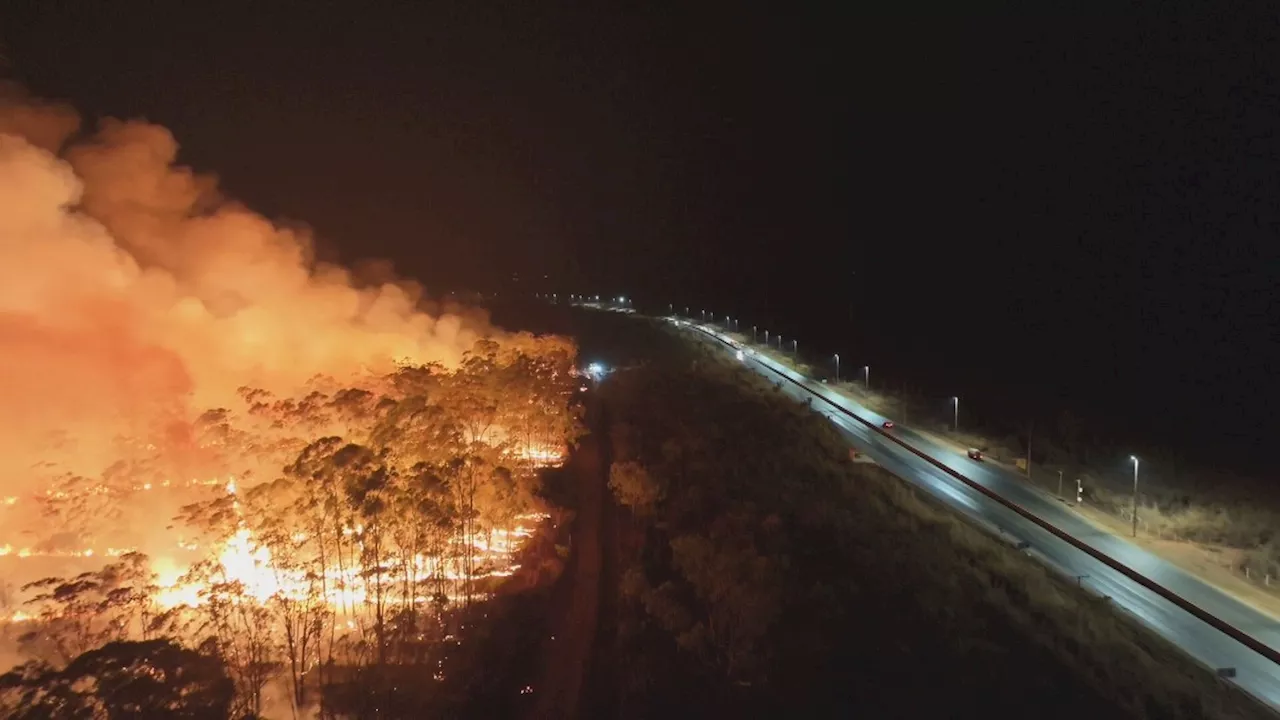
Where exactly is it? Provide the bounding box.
[967,448,983,461]
[882,420,895,429]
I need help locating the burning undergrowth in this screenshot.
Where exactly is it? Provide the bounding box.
[0,85,585,716]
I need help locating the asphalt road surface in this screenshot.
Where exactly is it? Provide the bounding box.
[682,320,1280,710]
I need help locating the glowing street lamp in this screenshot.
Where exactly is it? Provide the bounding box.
[1130,455,1140,537]
[863,365,870,390]
[833,353,840,382]
[792,339,798,354]
[763,329,769,345]
[952,396,959,431]
[752,325,758,343]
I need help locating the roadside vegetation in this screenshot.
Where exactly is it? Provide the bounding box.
[591,313,1267,720]
[731,327,1280,599]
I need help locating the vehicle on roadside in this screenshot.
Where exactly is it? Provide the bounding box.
[882,420,895,429]
[967,448,983,461]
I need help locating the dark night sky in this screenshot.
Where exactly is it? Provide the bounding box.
[5,2,1279,468]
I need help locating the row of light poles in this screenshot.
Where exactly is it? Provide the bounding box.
[572,297,934,429]
[678,305,958,434]
[667,301,1146,536]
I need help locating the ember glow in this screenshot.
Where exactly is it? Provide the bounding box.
[0,86,585,715]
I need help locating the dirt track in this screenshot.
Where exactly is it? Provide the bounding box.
[526,398,611,720]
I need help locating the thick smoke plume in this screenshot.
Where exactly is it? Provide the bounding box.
[0,83,488,501]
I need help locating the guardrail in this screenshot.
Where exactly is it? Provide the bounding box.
[681,321,1280,669]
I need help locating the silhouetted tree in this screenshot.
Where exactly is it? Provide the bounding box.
[0,639,233,720]
[18,553,157,665]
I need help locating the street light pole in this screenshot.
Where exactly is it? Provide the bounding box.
[863,366,870,390]
[952,396,959,431]
[764,330,769,345]
[792,339,798,354]
[834,353,840,383]
[1026,424,1033,481]
[1057,469,1063,500]
[753,325,758,343]
[1130,455,1140,537]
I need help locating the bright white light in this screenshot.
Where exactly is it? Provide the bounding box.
[736,350,745,361]
[587,362,604,375]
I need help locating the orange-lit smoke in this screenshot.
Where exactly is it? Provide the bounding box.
[0,85,486,490]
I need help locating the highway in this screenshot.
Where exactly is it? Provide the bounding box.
[679,320,1280,710]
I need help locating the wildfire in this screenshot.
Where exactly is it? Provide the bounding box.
[4,460,555,623]
[151,521,537,611]
[144,474,549,614]
[514,445,566,467]
[0,545,134,559]
[0,91,586,715]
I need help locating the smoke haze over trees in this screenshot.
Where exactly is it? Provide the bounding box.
[0,88,588,717]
